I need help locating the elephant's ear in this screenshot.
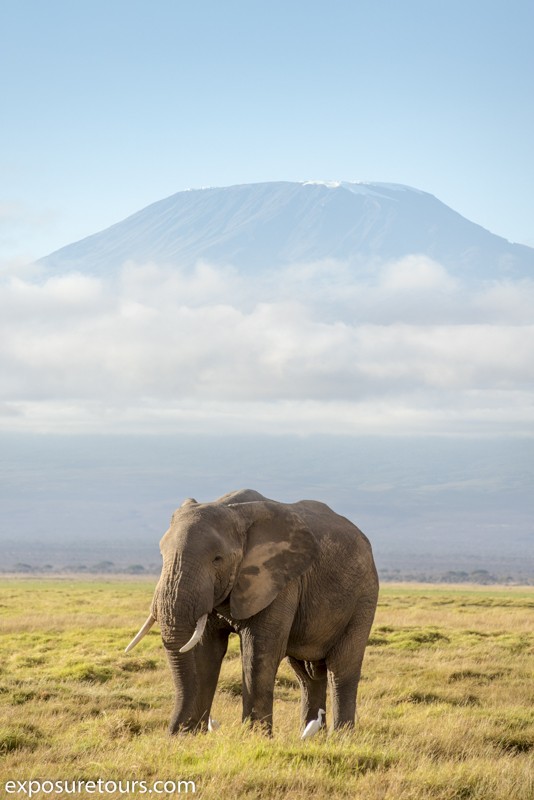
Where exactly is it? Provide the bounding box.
[229,501,319,620]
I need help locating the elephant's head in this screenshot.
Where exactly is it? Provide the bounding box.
[126,497,318,653]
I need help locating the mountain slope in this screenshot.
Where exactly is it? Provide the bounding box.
[40,181,534,278]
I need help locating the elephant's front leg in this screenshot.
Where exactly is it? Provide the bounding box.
[239,605,293,734]
[193,618,231,729]
[240,633,280,734]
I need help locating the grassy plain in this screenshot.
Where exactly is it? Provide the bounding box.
[0,579,532,799]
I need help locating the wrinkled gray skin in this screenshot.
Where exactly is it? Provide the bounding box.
[149,489,378,735]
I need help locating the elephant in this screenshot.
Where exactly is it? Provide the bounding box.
[126,489,379,736]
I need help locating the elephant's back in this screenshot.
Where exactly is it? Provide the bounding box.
[291,500,374,553]
[216,488,269,505]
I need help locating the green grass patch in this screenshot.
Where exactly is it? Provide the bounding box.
[0,579,533,800]
[0,724,43,754]
[369,626,451,649]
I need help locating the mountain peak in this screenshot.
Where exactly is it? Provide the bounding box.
[39,180,532,279]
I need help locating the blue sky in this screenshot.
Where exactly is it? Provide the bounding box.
[1,0,533,263]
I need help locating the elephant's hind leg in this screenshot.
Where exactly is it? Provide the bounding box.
[325,600,377,730]
[288,657,327,731]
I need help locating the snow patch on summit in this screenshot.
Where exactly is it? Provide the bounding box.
[301,180,342,188]
[342,181,426,199]
[300,180,426,201]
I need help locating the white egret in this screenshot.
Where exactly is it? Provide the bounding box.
[208,716,220,732]
[301,708,326,739]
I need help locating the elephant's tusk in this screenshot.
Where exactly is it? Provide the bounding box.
[179,614,208,653]
[124,614,156,653]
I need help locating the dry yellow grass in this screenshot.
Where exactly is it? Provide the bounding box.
[0,580,532,799]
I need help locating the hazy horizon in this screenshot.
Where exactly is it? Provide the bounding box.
[1,432,532,582]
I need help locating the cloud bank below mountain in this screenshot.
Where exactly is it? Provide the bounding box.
[2,255,533,435]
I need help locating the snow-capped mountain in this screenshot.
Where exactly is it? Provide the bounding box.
[40,181,534,279]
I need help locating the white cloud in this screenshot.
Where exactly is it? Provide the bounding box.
[0,257,533,434]
[474,279,534,324]
[379,255,457,291]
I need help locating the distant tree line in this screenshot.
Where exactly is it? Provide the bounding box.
[379,568,532,585]
[2,562,532,584]
[3,561,160,575]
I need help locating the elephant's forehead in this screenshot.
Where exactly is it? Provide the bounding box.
[161,523,216,547]
[160,506,228,549]
[170,503,228,527]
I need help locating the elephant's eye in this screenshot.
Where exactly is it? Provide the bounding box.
[213,555,223,565]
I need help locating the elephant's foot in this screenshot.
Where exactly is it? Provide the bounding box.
[168,723,209,735]
[168,713,209,735]
[242,713,273,736]
[331,718,356,733]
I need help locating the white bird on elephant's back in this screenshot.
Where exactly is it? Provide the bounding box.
[301,708,326,739]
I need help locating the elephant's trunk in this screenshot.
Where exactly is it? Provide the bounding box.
[156,584,211,733]
[165,646,201,733]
